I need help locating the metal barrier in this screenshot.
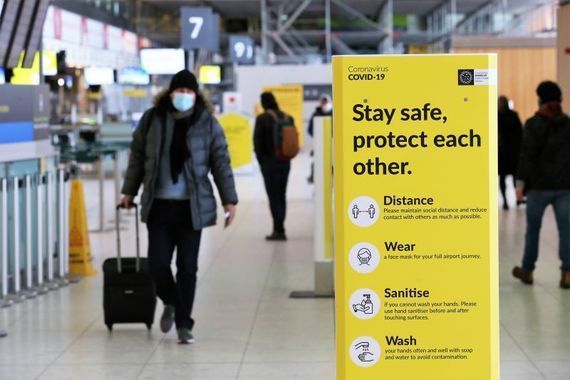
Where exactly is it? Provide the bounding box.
[0,170,72,307]
[0,178,12,308]
[57,169,69,286]
[23,175,37,299]
[35,174,49,294]
[10,177,26,303]
[46,171,58,289]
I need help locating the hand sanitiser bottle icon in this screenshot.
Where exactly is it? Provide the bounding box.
[352,294,374,315]
[363,294,373,315]
[362,294,374,315]
[350,289,379,320]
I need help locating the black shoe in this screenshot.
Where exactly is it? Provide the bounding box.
[160,305,175,333]
[502,203,509,210]
[265,232,287,241]
[177,328,195,344]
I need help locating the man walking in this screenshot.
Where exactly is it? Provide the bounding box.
[512,81,570,288]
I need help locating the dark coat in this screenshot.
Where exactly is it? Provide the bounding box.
[121,101,238,229]
[498,109,522,175]
[308,106,333,137]
[516,113,570,191]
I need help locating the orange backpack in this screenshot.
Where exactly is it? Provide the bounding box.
[268,110,300,161]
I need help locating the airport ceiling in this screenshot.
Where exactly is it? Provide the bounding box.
[143,0,552,18]
[52,0,557,52]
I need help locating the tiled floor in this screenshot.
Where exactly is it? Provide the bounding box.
[0,157,569,379]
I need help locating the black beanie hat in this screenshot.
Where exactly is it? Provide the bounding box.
[169,69,199,93]
[536,81,562,104]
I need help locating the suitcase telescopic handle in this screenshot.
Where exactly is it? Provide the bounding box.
[115,203,140,273]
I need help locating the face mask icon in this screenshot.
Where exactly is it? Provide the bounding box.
[357,248,372,265]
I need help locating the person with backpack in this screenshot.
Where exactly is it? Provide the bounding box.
[254,92,299,241]
[120,70,238,343]
[512,81,570,289]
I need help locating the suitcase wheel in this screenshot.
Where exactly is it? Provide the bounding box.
[106,324,113,332]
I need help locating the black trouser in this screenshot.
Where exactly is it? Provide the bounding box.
[499,174,509,208]
[147,199,202,330]
[260,158,291,233]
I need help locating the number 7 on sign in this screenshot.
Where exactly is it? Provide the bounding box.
[188,17,204,39]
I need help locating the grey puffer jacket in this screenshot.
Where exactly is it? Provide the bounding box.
[121,105,238,230]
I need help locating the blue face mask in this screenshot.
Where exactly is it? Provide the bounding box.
[172,93,195,112]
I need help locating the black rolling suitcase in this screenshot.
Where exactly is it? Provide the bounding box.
[103,204,156,331]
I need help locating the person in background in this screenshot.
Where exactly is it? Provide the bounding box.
[498,95,522,210]
[512,81,570,289]
[254,92,290,241]
[307,95,333,183]
[121,70,238,343]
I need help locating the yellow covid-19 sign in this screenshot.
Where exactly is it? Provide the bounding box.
[218,113,253,169]
[333,55,499,380]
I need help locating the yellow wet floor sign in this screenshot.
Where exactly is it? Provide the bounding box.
[69,179,96,276]
[333,55,499,380]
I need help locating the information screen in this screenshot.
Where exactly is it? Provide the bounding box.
[84,67,115,85]
[141,49,185,75]
[119,67,150,85]
[199,65,221,84]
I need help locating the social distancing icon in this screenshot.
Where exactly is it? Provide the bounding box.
[348,196,379,227]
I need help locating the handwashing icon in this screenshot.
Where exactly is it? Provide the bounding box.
[350,336,381,367]
[355,341,375,363]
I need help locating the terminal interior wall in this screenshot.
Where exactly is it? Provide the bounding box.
[558,5,570,114]
[235,64,332,146]
[453,46,556,121]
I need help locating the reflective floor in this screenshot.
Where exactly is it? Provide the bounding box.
[0,156,568,379]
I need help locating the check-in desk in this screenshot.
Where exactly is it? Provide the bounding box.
[0,85,70,307]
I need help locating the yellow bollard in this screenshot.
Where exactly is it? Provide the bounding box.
[68,179,97,276]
